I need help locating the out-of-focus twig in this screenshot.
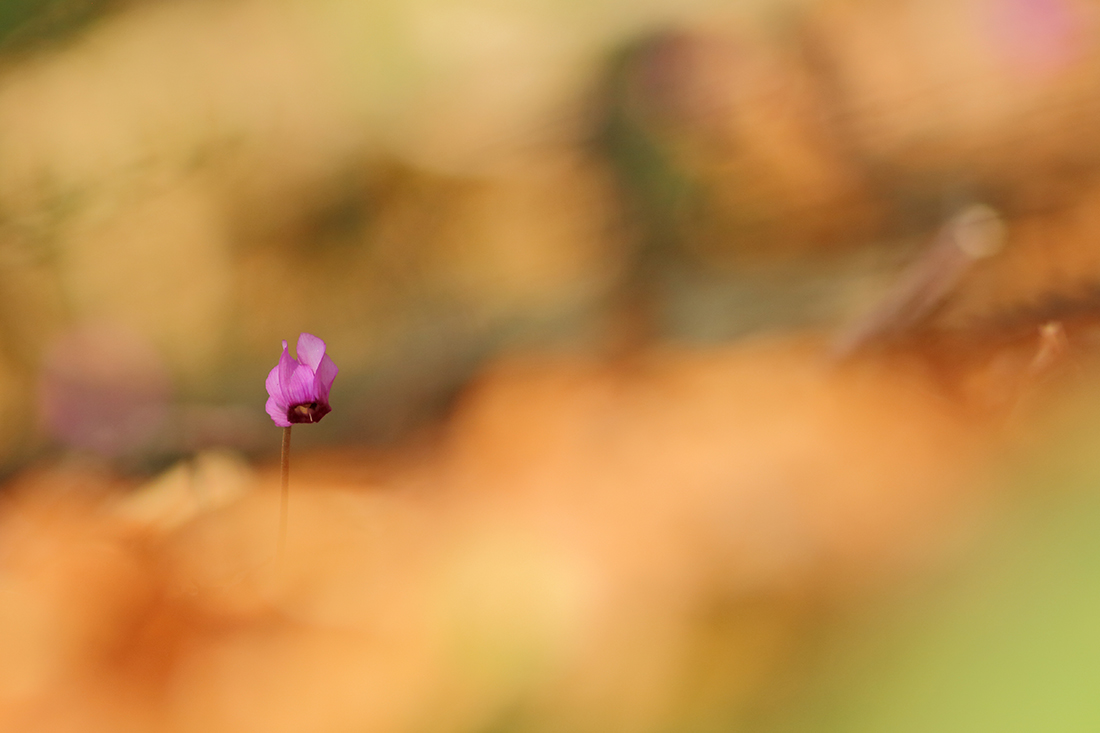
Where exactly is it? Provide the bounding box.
[832,204,1006,359]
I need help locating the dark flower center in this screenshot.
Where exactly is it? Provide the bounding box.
[287,400,330,424]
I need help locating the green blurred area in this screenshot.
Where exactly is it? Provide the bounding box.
[752,396,1100,733]
[0,0,113,50]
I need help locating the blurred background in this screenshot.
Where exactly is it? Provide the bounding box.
[4,0,1100,730]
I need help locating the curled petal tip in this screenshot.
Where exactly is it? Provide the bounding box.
[296,332,327,370]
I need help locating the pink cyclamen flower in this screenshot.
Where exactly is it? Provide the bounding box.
[265,333,338,427]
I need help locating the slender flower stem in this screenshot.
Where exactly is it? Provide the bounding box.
[278,425,292,564]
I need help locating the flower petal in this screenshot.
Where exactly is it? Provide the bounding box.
[284,363,319,406]
[314,353,339,401]
[265,364,287,407]
[277,340,297,397]
[265,396,291,427]
[296,333,327,371]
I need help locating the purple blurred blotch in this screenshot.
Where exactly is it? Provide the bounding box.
[38,324,170,456]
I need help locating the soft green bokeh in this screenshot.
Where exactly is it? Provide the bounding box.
[757,396,1100,733]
